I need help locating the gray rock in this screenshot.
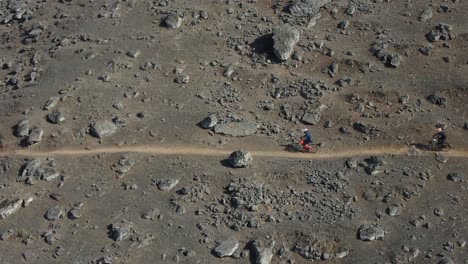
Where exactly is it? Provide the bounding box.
[358,224,385,241]
[47,110,65,124]
[14,119,30,137]
[427,94,447,107]
[27,127,43,145]
[68,207,82,220]
[346,5,356,15]
[110,222,133,241]
[418,7,433,22]
[435,152,448,163]
[346,159,358,168]
[40,167,60,181]
[175,74,189,84]
[142,208,160,220]
[45,206,63,221]
[438,258,455,264]
[200,114,218,129]
[214,121,257,137]
[0,198,22,219]
[157,179,179,191]
[338,20,350,29]
[328,61,338,77]
[447,172,464,182]
[287,0,330,17]
[301,111,321,125]
[463,122,468,130]
[251,239,275,264]
[126,49,141,58]
[43,96,60,110]
[18,158,41,181]
[90,120,118,138]
[353,122,380,135]
[388,54,402,68]
[272,25,300,61]
[228,150,253,168]
[213,239,240,257]
[163,14,182,28]
[386,205,402,216]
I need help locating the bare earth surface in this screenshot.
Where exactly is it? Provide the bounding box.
[0,0,467,264]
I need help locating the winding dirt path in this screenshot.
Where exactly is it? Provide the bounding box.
[1,144,467,159]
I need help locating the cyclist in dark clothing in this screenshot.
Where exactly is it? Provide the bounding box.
[432,127,446,148]
[302,128,312,145]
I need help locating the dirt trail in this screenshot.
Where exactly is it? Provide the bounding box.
[1,144,467,159]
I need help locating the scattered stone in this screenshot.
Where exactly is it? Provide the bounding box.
[251,239,275,264]
[353,122,380,135]
[68,207,82,220]
[45,206,63,221]
[418,8,433,22]
[447,172,464,182]
[287,0,330,17]
[47,110,65,124]
[90,120,118,138]
[272,25,300,61]
[228,150,253,168]
[109,222,133,241]
[358,224,385,241]
[142,208,160,220]
[438,258,455,264]
[427,94,447,107]
[435,152,448,163]
[346,159,358,168]
[386,205,402,216]
[126,49,141,58]
[27,127,43,145]
[113,156,135,176]
[301,111,321,125]
[200,114,218,129]
[426,23,454,42]
[223,63,237,77]
[43,96,60,110]
[346,5,356,16]
[328,61,339,77]
[213,239,239,257]
[338,20,350,29]
[156,179,179,191]
[175,74,189,84]
[214,121,257,137]
[14,119,30,137]
[0,198,22,219]
[163,14,182,29]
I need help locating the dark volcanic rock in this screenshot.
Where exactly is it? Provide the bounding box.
[200,114,218,129]
[427,94,447,107]
[228,150,253,168]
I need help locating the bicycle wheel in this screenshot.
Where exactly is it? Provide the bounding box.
[309,145,319,153]
[442,142,452,152]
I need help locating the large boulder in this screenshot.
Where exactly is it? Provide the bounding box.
[213,239,239,257]
[287,0,330,17]
[90,120,118,138]
[27,127,43,145]
[214,121,257,137]
[14,119,30,137]
[200,114,218,129]
[272,25,300,61]
[0,198,22,219]
[301,111,321,125]
[358,224,385,241]
[251,239,275,264]
[228,150,253,168]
